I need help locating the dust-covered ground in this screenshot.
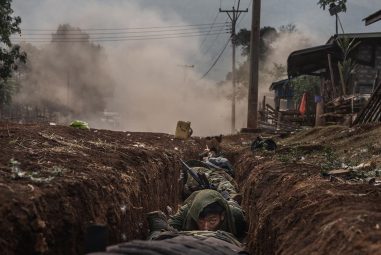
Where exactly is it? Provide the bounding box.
[0,122,212,254]
[0,122,381,255]
[235,124,381,255]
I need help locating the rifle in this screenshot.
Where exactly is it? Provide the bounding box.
[180,159,213,190]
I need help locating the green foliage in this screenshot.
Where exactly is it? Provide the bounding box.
[320,147,341,171]
[336,37,360,95]
[235,26,278,59]
[277,147,303,163]
[234,29,250,56]
[0,78,19,106]
[317,0,347,12]
[224,24,299,103]
[0,0,26,107]
[291,75,320,108]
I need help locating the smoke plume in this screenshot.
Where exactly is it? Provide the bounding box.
[13,0,233,136]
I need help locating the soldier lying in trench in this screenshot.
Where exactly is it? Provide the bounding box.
[147,189,247,244]
[181,159,241,203]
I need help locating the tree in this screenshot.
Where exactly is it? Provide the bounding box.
[336,37,360,95]
[0,0,26,111]
[235,26,277,60]
[317,0,347,12]
[291,75,320,115]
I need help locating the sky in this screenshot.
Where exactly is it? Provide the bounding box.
[9,0,381,135]
[12,0,381,79]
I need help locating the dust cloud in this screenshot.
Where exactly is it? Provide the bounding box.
[234,28,316,128]
[13,1,317,135]
[13,0,232,136]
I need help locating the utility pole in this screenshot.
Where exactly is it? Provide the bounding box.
[220,0,248,133]
[247,0,261,130]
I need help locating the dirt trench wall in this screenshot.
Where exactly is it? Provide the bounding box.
[235,152,381,255]
[0,124,206,255]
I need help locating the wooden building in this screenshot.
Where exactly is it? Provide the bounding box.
[287,32,381,125]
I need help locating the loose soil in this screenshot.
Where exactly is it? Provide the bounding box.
[234,124,381,255]
[0,123,213,254]
[1,122,381,255]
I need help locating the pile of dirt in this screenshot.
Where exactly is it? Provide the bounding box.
[235,124,381,255]
[0,123,207,254]
[2,121,381,255]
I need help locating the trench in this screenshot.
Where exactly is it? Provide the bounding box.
[2,125,381,255]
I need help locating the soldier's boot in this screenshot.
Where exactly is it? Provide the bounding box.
[146,210,170,233]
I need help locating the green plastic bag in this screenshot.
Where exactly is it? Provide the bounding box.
[70,120,90,130]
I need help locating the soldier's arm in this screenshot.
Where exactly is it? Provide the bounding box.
[228,202,248,240]
[168,204,189,230]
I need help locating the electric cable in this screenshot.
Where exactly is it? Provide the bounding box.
[199,12,221,48]
[20,22,229,32]
[11,31,230,43]
[237,0,252,28]
[20,24,229,36]
[201,17,230,54]
[15,27,229,40]
[200,37,231,80]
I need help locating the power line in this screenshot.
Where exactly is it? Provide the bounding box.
[199,12,221,48]
[237,0,252,27]
[12,30,229,41]
[202,17,230,54]
[13,28,230,40]
[20,22,229,32]
[12,31,230,43]
[200,37,231,80]
[20,24,229,36]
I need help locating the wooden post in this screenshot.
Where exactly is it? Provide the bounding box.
[247,0,261,129]
[315,76,326,126]
[327,54,337,98]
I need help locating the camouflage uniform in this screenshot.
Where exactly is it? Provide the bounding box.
[183,166,238,200]
[168,189,247,240]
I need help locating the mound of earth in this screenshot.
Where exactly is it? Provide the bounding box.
[0,123,211,255]
[235,124,381,255]
[1,122,381,255]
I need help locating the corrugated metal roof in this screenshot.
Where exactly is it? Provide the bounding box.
[327,32,381,44]
[269,79,289,91]
[287,44,338,78]
[363,9,381,26]
[288,33,381,78]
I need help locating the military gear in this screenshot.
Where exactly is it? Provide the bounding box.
[146,211,178,241]
[99,235,248,255]
[147,211,171,232]
[175,121,193,139]
[251,136,277,151]
[149,230,243,248]
[181,160,214,190]
[169,190,247,240]
[204,157,234,177]
[182,166,238,200]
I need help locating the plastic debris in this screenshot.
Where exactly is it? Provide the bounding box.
[70,120,90,130]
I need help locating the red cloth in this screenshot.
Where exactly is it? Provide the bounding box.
[299,92,307,116]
